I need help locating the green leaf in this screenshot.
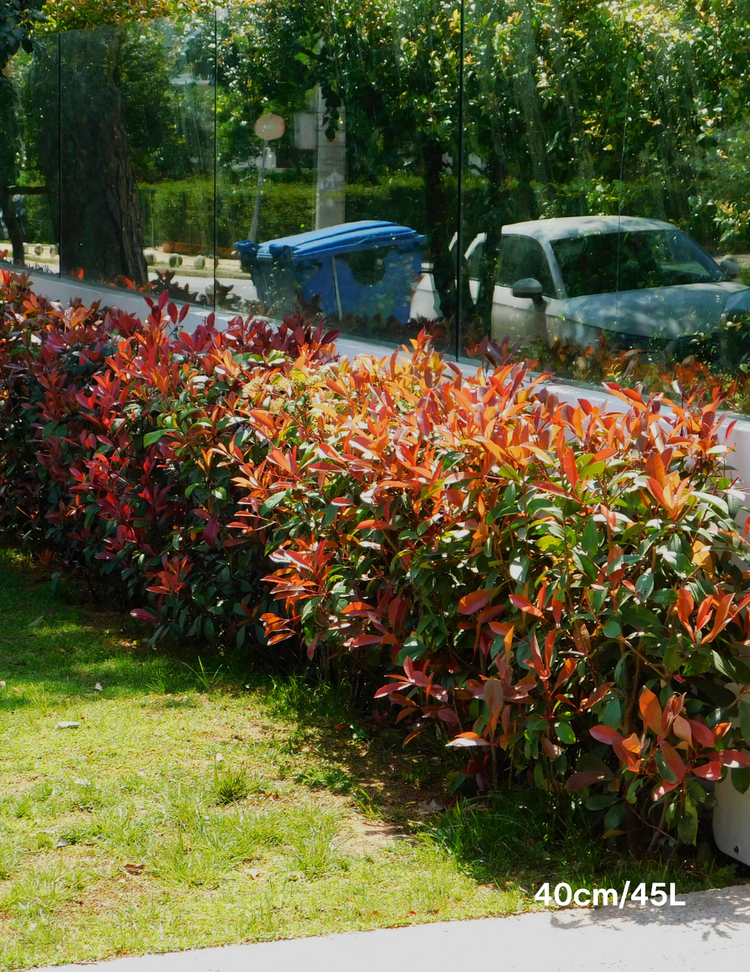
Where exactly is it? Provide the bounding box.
[509,553,529,583]
[143,429,173,446]
[740,702,750,747]
[662,639,681,675]
[602,697,623,730]
[712,651,750,687]
[604,803,625,831]
[603,619,621,638]
[678,813,698,845]
[572,550,598,580]
[731,766,750,795]
[555,721,576,744]
[614,655,629,690]
[581,519,599,557]
[625,777,642,804]
[635,570,654,602]
[620,604,662,634]
[586,793,618,811]
[261,491,288,515]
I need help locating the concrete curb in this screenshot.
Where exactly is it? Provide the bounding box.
[28,885,750,972]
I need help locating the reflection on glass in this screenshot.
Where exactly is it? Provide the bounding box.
[1,35,60,275]
[460,1,750,413]
[54,16,215,304]
[218,1,460,350]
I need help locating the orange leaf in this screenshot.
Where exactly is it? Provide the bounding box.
[676,588,694,637]
[701,592,735,644]
[458,589,495,615]
[639,687,663,735]
[672,715,692,746]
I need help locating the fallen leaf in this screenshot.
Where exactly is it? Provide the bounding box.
[55,839,69,848]
[247,868,261,880]
[124,863,145,875]
[94,683,103,692]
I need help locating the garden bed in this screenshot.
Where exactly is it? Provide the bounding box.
[0,549,737,970]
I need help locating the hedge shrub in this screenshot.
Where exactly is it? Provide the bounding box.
[2,270,750,851]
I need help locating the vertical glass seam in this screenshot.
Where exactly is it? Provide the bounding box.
[213,8,218,314]
[57,31,62,279]
[455,0,465,360]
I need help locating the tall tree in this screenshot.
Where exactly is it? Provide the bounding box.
[0,0,45,264]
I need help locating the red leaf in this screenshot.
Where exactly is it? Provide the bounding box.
[130,608,159,623]
[580,682,614,711]
[695,595,713,632]
[341,602,378,616]
[714,749,750,769]
[690,719,715,749]
[483,678,504,714]
[590,724,621,745]
[660,741,686,782]
[552,657,577,693]
[561,449,578,489]
[653,780,679,800]
[692,761,723,781]
[508,594,544,619]
[458,589,494,615]
[565,771,607,791]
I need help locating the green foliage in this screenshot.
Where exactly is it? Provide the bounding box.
[3,269,750,853]
[0,271,340,659]
[39,0,233,32]
[0,0,44,69]
[245,333,750,851]
[144,175,436,252]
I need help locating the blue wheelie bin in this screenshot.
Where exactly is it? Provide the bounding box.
[236,220,426,325]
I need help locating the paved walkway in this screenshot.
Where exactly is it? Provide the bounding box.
[33,885,750,972]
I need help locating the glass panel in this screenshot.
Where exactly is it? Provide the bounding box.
[459,1,633,362]
[621,9,750,413]
[2,33,60,275]
[58,16,216,305]
[217,0,461,353]
[460,2,750,418]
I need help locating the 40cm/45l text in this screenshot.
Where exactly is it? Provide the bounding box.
[535,882,685,908]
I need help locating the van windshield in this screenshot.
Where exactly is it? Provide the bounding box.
[550,229,723,299]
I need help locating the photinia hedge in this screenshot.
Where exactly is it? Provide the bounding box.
[0,271,338,656]
[3,269,750,850]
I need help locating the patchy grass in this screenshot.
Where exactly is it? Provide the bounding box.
[0,548,742,969]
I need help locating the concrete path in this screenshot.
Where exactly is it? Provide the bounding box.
[31,885,750,972]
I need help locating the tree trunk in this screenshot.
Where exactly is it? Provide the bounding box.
[57,29,147,284]
[27,28,147,285]
[0,188,24,265]
[0,74,24,265]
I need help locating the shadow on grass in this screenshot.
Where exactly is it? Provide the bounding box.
[0,548,743,896]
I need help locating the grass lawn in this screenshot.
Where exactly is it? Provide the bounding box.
[0,548,742,970]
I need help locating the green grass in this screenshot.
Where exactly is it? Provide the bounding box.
[0,547,741,969]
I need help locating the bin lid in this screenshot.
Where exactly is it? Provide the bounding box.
[237,220,426,265]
